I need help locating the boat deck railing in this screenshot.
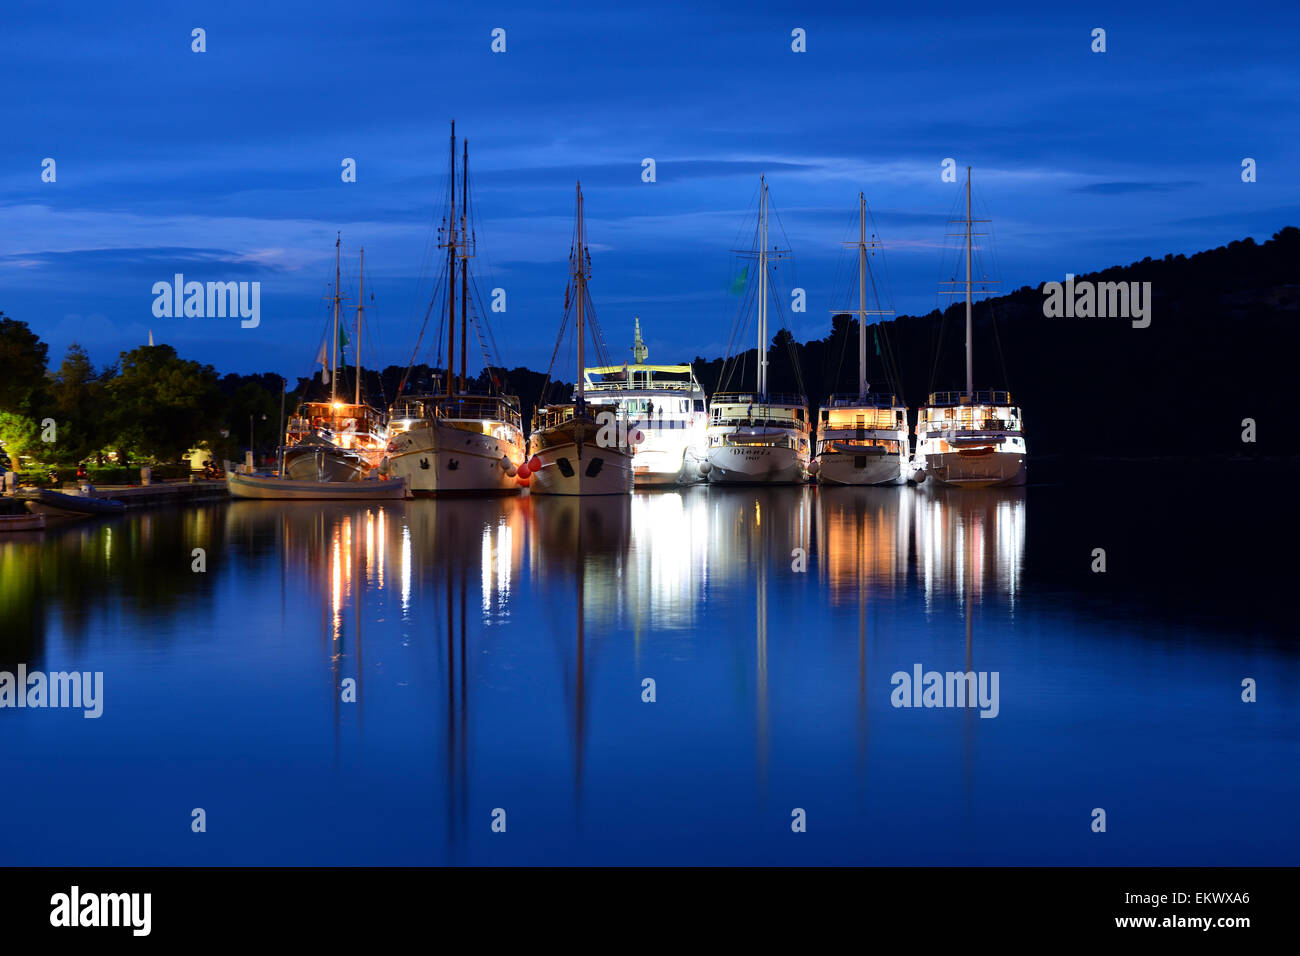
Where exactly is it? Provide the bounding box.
[823,392,903,409]
[918,419,1023,434]
[712,391,806,407]
[389,393,522,430]
[533,403,632,432]
[585,378,700,392]
[925,389,1014,406]
[434,395,522,429]
[820,422,907,435]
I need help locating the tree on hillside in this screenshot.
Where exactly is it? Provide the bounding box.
[0,315,49,414]
[104,345,225,462]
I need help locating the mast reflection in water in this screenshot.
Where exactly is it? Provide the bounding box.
[0,475,1296,865]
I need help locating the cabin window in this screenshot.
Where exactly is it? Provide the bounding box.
[694,400,704,412]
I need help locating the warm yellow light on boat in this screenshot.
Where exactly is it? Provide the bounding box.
[333,402,344,410]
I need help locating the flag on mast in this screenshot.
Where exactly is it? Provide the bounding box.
[729,265,749,296]
[316,342,330,384]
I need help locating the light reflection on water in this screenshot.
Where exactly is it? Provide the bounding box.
[0,481,1296,866]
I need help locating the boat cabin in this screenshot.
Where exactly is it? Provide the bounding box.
[916,390,1024,451]
[286,401,386,451]
[388,393,522,441]
[709,392,809,431]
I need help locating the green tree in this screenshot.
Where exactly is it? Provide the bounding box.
[103,345,225,462]
[217,373,283,460]
[48,343,106,463]
[0,315,49,414]
[0,411,41,469]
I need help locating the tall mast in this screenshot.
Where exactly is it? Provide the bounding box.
[355,246,364,405]
[574,183,586,407]
[858,193,867,399]
[939,167,991,394]
[331,232,341,404]
[459,139,469,393]
[965,167,973,398]
[758,175,768,398]
[445,121,456,398]
[833,194,889,400]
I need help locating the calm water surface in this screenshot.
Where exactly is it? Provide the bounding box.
[2,466,1297,865]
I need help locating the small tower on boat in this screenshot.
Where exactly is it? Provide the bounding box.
[632,316,648,365]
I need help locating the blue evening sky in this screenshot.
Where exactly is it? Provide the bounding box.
[2,1,1297,378]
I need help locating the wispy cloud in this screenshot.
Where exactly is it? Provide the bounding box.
[1072,181,1199,195]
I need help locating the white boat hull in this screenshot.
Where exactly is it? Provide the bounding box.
[385,421,522,496]
[706,444,807,484]
[227,472,408,500]
[816,450,907,486]
[283,444,370,482]
[920,450,1026,488]
[631,445,704,486]
[529,441,633,496]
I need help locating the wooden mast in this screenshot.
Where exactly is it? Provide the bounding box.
[355,247,364,406]
[758,175,768,399]
[574,183,586,409]
[459,139,468,394]
[939,166,991,397]
[840,193,893,399]
[858,193,867,399]
[331,232,341,405]
[965,167,973,398]
[445,121,456,398]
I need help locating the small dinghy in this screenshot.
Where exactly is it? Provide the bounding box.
[24,489,126,519]
[227,471,408,500]
[0,513,46,532]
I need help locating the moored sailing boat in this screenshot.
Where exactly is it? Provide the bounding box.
[283,236,388,481]
[703,176,811,485]
[528,184,634,496]
[383,123,526,495]
[913,167,1027,487]
[812,192,909,486]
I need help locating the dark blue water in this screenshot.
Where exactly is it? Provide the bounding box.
[2,465,1297,865]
